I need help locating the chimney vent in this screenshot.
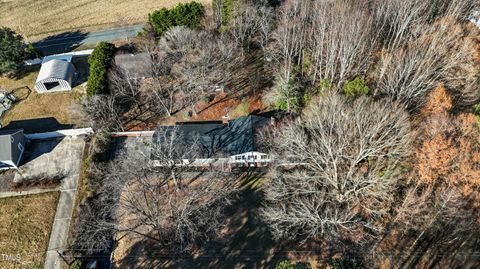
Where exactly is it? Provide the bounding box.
[222,115,230,125]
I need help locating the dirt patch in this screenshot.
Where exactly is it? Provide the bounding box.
[0,192,60,269]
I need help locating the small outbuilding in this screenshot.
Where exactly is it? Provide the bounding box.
[35,55,76,93]
[0,129,27,170]
[114,53,154,79]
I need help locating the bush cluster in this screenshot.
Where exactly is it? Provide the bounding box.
[148,1,205,37]
[342,77,369,97]
[87,42,116,96]
[0,27,30,75]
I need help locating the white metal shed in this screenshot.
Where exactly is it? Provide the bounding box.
[35,59,76,93]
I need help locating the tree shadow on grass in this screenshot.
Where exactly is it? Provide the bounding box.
[373,223,480,269]
[1,117,73,134]
[11,64,41,80]
[32,30,88,56]
[114,175,290,269]
[397,229,480,269]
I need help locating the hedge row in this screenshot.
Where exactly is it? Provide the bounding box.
[148,1,205,37]
[87,42,116,96]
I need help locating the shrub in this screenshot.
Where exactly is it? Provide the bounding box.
[275,260,311,269]
[87,42,116,96]
[213,0,237,26]
[342,77,369,97]
[266,74,300,113]
[276,260,296,269]
[69,259,82,269]
[473,103,480,116]
[303,92,311,104]
[330,257,364,269]
[318,78,333,94]
[148,1,205,37]
[0,27,30,75]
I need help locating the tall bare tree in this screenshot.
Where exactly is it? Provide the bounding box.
[271,1,309,83]
[173,32,238,114]
[308,1,376,87]
[374,16,480,109]
[72,127,239,254]
[262,93,413,242]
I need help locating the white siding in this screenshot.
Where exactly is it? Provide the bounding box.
[35,78,72,93]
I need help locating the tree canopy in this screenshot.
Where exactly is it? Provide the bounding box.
[148,1,205,37]
[0,27,30,75]
[87,42,116,96]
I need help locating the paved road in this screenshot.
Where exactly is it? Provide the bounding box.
[33,24,144,55]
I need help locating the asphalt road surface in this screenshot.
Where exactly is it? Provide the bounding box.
[33,24,144,55]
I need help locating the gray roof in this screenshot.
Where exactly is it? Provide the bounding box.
[0,129,22,136]
[152,115,269,159]
[36,59,76,83]
[114,53,153,79]
[42,54,73,64]
[0,129,22,162]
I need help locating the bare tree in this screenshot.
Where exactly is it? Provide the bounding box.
[150,126,201,188]
[229,3,260,52]
[228,3,274,54]
[371,0,476,51]
[73,68,142,131]
[72,128,239,254]
[257,5,275,53]
[262,1,311,112]
[115,170,237,252]
[271,1,309,83]
[173,32,238,114]
[76,94,125,131]
[108,67,140,107]
[158,26,199,54]
[144,77,180,117]
[371,0,426,51]
[263,68,300,113]
[308,1,376,87]
[374,17,479,109]
[261,93,413,242]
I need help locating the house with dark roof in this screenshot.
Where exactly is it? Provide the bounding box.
[0,129,27,170]
[152,115,272,165]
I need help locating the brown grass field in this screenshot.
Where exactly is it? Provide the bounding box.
[0,0,211,40]
[0,192,60,269]
[0,69,79,127]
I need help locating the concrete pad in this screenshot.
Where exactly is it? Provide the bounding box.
[14,136,84,184]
